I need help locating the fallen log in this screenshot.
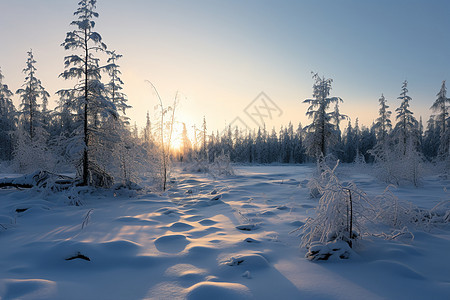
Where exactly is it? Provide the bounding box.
[0,171,74,190]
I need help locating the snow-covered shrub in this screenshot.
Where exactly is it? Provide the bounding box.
[369,140,425,186]
[434,155,450,179]
[210,153,235,177]
[428,200,450,225]
[373,186,422,229]
[64,186,94,206]
[371,192,450,240]
[146,145,167,190]
[353,151,367,167]
[12,128,56,173]
[183,158,210,174]
[368,144,398,184]
[307,155,340,198]
[302,160,450,261]
[102,124,147,189]
[183,153,234,178]
[301,160,371,254]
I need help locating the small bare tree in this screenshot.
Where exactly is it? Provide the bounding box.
[146,81,178,191]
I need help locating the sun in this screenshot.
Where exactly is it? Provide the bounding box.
[169,122,184,151]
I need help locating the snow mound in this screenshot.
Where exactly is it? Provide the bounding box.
[169,222,194,231]
[187,196,225,208]
[243,237,261,244]
[164,264,207,280]
[0,278,57,300]
[198,219,218,226]
[219,253,269,269]
[186,281,252,300]
[185,246,218,258]
[154,234,189,253]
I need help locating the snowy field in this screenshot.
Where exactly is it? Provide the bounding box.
[0,165,449,300]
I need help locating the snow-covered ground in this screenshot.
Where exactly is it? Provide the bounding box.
[0,165,449,300]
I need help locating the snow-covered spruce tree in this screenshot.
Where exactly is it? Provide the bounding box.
[105,50,130,117]
[373,93,392,145]
[358,126,376,163]
[221,125,234,158]
[16,50,49,141]
[293,122,305,163]
[143,111,153,150]
[393,81,423,180]
[101,49,143,185]
[14,50,54,172]
[431,80,450,158]
[303,73,344,158]
[255,127,264,163]
[368,94,394,182]
[372,81,423,186]
[181,123,193,162]
[233,127,246,162]
[331,101,347,143]
[58,0,119,186]
[341,120,356,163]
[0,68,17,161]
[393,80,419,156]
[422,115,440,159]
[52,90,78,157]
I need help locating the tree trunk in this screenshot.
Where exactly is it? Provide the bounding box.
[83,27,89,186]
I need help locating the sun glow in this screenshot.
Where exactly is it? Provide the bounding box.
[169,121,195,152]
[170,123,184,151]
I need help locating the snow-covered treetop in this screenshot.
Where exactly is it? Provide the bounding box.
[373,94,392,142]
[15,50,50,139]
[305,72,342,107]
[105,50,130,115]
[61,0,106,56]
[431,80,449,116]
[0,68,13,99]
[304,73,343,123]
[17,50,49,102]
[303,72,345,157]
[378,94,390,115]
[395,80,415,122]
[23,50,37,79]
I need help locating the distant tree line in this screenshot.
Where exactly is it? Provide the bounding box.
[176,75,449,167]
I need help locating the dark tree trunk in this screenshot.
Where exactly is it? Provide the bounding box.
[83,27,89,186]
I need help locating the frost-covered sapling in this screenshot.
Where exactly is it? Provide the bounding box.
[146,80,179,191]
[301,160,371,260]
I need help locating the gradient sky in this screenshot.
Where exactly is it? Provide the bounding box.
[0,0,449,136]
